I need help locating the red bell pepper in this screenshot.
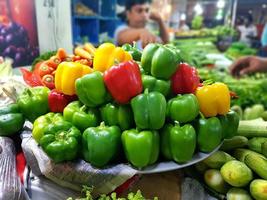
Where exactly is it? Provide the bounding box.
[104,61,143,104]
[171,63,200,94]
[20,68,43,87]
[48,89,77,113]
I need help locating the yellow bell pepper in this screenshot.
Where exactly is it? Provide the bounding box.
[55,62,93,95]
[93,43,132,72]
[195,82,230,117]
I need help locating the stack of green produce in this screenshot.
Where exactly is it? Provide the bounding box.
[193,119,267,200]
[0,43,238,170]
[225,42,257,60]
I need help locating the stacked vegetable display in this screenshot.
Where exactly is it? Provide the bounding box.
[192,117,267,200]
[0,42,238,169]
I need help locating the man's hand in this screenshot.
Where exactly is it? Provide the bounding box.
[230,56,267,77]
[139,28,157,48]
[149,12,163,22]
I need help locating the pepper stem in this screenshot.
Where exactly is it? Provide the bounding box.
[199,112,205,119]
[174,121,180,127]
[80,105,87,112]
[99,121,105,127]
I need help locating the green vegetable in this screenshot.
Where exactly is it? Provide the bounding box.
[161,123,196,163]
[194,162,208,174]
[195,117,223,152]
[131,90,166,130]
[204,169,229,194]
[122,42,142,61]
[233,148,264,162]
[250,179,267,200]
[248,137,267,153]
[0,103,25,136]
[82,123,121,167]
[226,188,252,200]
[244,104,265,120]
[122,129,159,168]
[39,116,82,163]
[17,86,50,122]
[202,151,234,169]
[75,71,111,107]
[100,103,134,131]
[220,136,248,151]
[237,120,267,138]
[141,74,171,97]
[218,110,239,139]
[167,94,199,123]
[191,15,203,30]
[141,43,180,79]
[220,160,253,187]
[63,101,100,132]
[261,141,267,157]
[244,153,267,180]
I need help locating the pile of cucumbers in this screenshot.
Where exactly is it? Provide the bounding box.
[192,119,267,200]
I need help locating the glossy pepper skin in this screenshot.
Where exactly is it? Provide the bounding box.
[104,61,143,104]
[196,82,230,117]
[32,112,65,143]
[131,90,166,130]
[0,104,25,136]
[219,110,239,139]
[122,42,142,62]
[48,89,77,113]
[40,119,82,163]
[171,63,200,94]
[63,101,100,132]
[195,117,223,153]
[167,94,199,123]
[93,43,132,72]
[100,103,134,131]
[17,86,50,122]
[142,74,171,97]
[141,43,180,80]
[75,71,111,107]
[161,123,196,163]
[55,62,93,95]
[82,123,121,167]
[122,129,159,168]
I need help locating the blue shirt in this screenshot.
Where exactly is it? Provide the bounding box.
[261,23,267,47]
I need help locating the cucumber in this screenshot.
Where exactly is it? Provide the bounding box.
[204,169,230,194]
[262,141,267,157]
[231,105,243,120]
[226,188,252,200]
[195,162,208,174]
[248,137,267,153]
[250,179,267,200]
[237,120,267,138]
[220,136,248,151]
[203,151,235,169]
[244,153,267,180]
[261,111,267,121]
[233,148,264,162]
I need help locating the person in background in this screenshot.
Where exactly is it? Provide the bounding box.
[178,19,189,31]
[115,0,169,49]
[260,22,267,57]
[237,15,257,47]
[230,56,267,77]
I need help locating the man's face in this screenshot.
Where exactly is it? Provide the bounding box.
[127,3,150,28]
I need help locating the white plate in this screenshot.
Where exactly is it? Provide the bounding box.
[135,142,223,174]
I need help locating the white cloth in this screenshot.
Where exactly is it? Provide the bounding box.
[238,25,257,46]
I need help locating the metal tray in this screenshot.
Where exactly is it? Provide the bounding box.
[135,142,223,174]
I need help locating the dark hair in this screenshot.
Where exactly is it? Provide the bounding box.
[125,0,151,10]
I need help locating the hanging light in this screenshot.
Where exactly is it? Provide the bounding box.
[194,3,203,15]
[217,0,225,9]
[180,13,186,20]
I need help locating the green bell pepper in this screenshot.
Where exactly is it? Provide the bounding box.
[17,86,50,122]
[122,129,159,168]
[161,123,196,163]
[195,117,223,153]
[0,104,25,136]
[141,43,180,80]
[167,94,199,123]
[131,90,166,130]
[142,74,171,97]
[40,118,82,163]
[82,123,121,167]
[219,110,239,139]
[100,103,134,131]
[122,42,142,61]
[32,112,65,143]
[75,71,111,107]
[63,101,100,132]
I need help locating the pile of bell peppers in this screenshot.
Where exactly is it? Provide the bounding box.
[9,42,240,169]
